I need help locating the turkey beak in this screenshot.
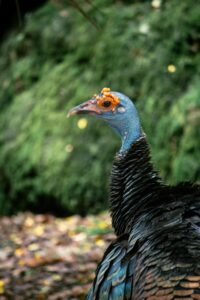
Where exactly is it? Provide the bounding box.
[67,99,102,117]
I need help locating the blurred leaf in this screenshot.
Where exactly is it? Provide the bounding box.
[0,212,113,299]
[0,0,199,215]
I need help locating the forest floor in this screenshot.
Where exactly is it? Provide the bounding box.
[0,212,114,300]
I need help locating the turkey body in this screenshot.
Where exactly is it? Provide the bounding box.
[87,136,200,300]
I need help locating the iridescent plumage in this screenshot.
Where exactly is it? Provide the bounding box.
[69,89,200,300]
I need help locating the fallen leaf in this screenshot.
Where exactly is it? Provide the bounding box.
[0,280,5,294]
[95,239,105,247]
[24,216,34,227]
[28,243,40,251]
[15,248,26,257]
[32,225,44,236]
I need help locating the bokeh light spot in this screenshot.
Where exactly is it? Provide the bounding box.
[167,64,176,73]
[65,144,74,153]
[151,0,161,9]
[77,118,88,129]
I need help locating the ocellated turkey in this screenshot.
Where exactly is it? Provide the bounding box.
[69,88,200,300]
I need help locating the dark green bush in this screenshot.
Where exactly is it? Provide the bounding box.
[0,0,199,215]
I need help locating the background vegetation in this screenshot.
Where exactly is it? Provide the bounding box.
[0,0,199,215]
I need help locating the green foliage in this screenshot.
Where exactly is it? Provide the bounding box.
[0,0,199,215]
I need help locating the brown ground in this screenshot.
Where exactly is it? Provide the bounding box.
[0,212,114,300]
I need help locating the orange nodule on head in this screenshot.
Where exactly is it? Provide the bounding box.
[94,87,120,112]
[68,87,121,118]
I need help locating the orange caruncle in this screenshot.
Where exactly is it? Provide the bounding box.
[94,87,120,112]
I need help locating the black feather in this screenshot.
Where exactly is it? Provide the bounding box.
[87,135,200,300]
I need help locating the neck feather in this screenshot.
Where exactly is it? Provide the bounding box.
[109,135,162,236]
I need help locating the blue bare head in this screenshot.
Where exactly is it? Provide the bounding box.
[68,88,142,154]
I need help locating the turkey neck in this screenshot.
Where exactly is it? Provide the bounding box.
[110,135,162,236]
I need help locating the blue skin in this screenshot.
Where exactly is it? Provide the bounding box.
[95,92,142,154]
[69,91,142,155]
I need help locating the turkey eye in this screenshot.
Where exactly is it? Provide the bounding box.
[102,101,111,108]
